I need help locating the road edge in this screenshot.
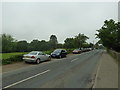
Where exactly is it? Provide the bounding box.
[91,50,104,89]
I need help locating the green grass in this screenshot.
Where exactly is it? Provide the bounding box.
[1,52,28,59]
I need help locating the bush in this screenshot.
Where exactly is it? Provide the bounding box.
[66,48,75,54]
[107,49,120,61]
[2,54,24,65]
[44,50,54,55]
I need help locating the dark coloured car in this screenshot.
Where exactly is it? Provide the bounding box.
[72,49,81,54]
[51,49,67,58]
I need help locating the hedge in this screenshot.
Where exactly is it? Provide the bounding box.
[2,54,24,65]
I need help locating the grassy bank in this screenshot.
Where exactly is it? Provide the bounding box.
[107,49,120,64]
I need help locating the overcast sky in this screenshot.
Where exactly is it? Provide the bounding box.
[2,2,118,43]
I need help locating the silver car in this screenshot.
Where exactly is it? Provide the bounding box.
[23,51,51,64]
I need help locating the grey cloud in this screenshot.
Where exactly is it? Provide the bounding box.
[2,2,118,43]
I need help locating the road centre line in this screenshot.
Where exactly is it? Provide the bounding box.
[71,58,79,62]
[3,69,50,89]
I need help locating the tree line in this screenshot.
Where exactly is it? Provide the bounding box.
[96,19,120,52]
[1,33,94,53]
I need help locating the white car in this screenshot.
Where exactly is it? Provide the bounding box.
[23,51,51,64]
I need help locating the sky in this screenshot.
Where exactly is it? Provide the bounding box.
[1,1,118,44]
[118,1,120,22]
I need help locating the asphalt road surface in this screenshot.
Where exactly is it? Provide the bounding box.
[2,50,103,88]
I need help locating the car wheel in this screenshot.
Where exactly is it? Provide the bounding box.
[36,59,40,64]
[59,55,62,58]
[25,61,28,64]
[48,57,51,61]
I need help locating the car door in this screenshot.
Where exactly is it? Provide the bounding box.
[41,53,48,61]
[63,50,67,56]
[61,50,65,57]
[38,52,45,61]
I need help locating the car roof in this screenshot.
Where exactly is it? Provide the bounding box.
[55,49,66,51]
[74,49,80,50]
[30,51,42,53]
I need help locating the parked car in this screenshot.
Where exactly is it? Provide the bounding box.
[72,49,81,54]
[81,48,92,52]
[23,51,51,64]
[51,49,67,58]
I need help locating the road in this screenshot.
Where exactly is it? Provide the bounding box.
[2,50,103,88]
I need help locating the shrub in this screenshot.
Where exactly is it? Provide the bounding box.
[66,48,75,54]
[2,54,24,65]
[44,50,54,55]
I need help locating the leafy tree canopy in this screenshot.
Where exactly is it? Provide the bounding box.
[96,19,120,52]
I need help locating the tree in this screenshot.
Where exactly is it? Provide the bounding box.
[82,43,92,48]
[2,33,16,53]
[49,35,58,49]
[39,40,50,51]
[96,19,120,52]
[29,39,41,51]
[74,33,89,49]
[16,40,28,52]
[89,43,94,48]
[64,33,89,49]
[57,43,63,48]
[64,38,75,49]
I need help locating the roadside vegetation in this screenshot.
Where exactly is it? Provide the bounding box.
[1,52,28,59]
[2,54,24,65]
[1,33,93,53]
[96,19,120,61]
[96,19,120,52]
[1,32,93,64]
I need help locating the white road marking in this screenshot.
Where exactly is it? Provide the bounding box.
[71,58,79,62]
[3,69,50,89]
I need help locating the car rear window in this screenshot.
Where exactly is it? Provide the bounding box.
[75,49,80,50]
[29,52,38,55]
[54,50,61,53]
